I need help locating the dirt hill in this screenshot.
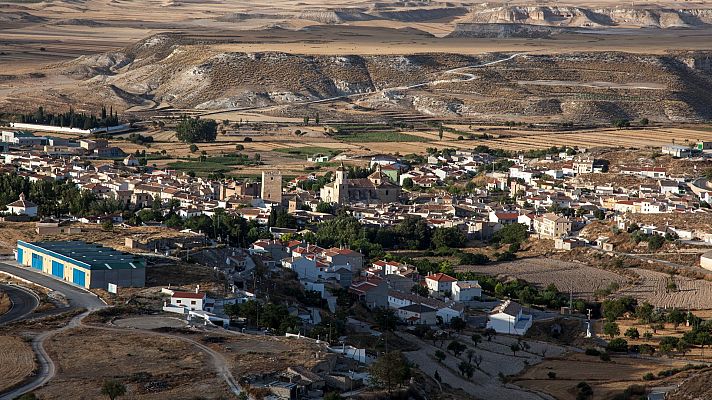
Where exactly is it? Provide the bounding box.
[3,33,712,123]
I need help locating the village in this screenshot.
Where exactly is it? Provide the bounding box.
[3,119,712,400]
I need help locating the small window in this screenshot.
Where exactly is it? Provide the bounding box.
[176,300,181,303]
[191,300,196,305]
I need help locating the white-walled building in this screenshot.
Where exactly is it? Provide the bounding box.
[5,193,38,217]
[486,300,532,335]
[425,273,457,294]
[452,281,482,302]
[170,291,206,311]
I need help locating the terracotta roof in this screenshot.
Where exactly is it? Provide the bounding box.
[426,273,457,283]
[172,291,205,299]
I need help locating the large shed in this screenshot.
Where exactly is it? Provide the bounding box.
[16,240,146,289]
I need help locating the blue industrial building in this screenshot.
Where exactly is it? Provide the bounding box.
[16,240,146,289]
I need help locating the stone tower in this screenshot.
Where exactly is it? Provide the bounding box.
[261,170,283,204]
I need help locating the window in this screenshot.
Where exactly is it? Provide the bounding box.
[176,300,181,303]
[191,300,196,305]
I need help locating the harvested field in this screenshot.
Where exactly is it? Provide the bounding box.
[0,335,36,393]
[618,268,712,309]
[458,258,629,300]
[37,327,230,399]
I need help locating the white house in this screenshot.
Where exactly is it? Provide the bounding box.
[486,300,532,336]
[170,291,207,311]
[5,193,38,217]
[452,281,482,302]
[425,273,457,294]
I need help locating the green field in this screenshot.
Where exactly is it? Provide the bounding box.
[274,146,342,158]
[336,131,428,143]
[167,155,257,174]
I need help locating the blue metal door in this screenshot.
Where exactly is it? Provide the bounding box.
[73,268,86,287]
[31,253,43,270]
[51,261,64,279]
[17,248,23,264]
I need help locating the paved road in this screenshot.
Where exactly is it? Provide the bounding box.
[0,262,246,399]
[0,284,39,325]
[0,262,105,310]
[0,262,106,400]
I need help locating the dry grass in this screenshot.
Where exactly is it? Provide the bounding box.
[0,335,36,393]
[0,290,11,316]
[37,327,230,399]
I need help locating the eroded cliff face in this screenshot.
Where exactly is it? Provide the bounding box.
[467,6,712,28]
[4,34,712,123]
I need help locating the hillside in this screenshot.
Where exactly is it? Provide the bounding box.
[3,33,712,124]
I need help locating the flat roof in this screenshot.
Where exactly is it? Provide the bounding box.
[19,240,145,271]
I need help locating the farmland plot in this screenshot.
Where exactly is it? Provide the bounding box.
[460,258,629,300]
[618,268,712,309]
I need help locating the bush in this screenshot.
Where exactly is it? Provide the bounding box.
[642,372,655,381]
[547,371,557,379]
[584,348,601,356]
[599,352,611,362]
[607,338,628,352]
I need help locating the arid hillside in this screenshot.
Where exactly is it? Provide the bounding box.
[3,33,712,124]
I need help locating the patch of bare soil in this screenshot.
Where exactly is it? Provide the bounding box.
[0,290,11,316]
[37,327,230,399]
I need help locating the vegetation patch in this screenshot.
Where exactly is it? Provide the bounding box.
[336,131,429,143]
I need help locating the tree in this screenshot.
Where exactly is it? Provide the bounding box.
[438,125,444,140]
[510,342,520,356]
[606,338,628,352]
[447,340,466,356]
[402,177,413,189]
[368,351,411,393]
[235,144,244,151]
[434,349,447,363]
[450,316,466,332]
[466,348,475,364]
[492,223,528,244]
[472,354,483,369]
[101,380,126,400]
[668,308,686,329]
[176,117,218,143]
[648,234,665,251]
[603,321,620,338]
[458,360,474,378]
[411,284,429,297]
[432,227,466,248]
[373,308,398,331]
[471,333,482,347]
[434,370,442,382]
[635,302,654,323]
[101,219,114,232]
[576,381,593,400]
[189,144,199,153]
[624,327,640,340]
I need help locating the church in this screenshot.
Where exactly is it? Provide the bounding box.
[320,163,401,205]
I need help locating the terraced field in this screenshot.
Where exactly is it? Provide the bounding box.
[457,258,630,300]
[618,268,712,309]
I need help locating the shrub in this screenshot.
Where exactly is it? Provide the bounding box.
[599,352,611,362]
[642,372,655,381]
[607,338,628,352]
[584,348,601,356]
[547,371,557,379]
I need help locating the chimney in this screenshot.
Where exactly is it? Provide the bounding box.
[195,284,200,294]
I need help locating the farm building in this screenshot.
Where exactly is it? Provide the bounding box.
[16,240,146,289]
